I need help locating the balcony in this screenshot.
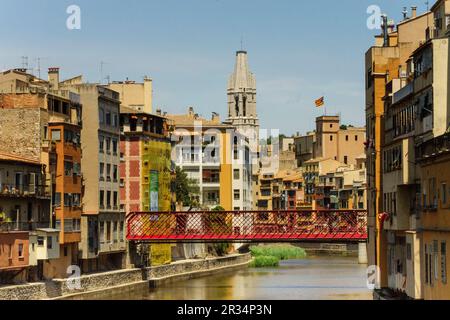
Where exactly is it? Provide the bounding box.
[392,82,413,105]
[41,139,56,152]
[0,183,50,199]
[203,200,220,207]
[417,133,450,161]
[0,222,51,232]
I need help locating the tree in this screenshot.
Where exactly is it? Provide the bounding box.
[208,206,231,256]
[174,167,200,209]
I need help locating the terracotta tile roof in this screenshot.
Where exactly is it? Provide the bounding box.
[167,114,232,129]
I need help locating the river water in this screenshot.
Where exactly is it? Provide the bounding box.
[114,256,372,300]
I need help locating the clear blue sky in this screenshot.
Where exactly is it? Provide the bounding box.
[0,0,431,135]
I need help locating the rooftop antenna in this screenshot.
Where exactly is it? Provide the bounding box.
[100,61,108,84]
[21,56,29,70]
[34,57,48,78]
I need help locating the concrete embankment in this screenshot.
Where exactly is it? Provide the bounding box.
[294,243,359,257]
[0,253,251,300]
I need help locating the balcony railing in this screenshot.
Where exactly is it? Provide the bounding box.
[0,184,50,198]
[417,133,450,161]
[0,221,52,232]
[202,178,220,184]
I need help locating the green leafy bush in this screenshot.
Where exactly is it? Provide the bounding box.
[249,256,280,267]
[249,245,307,260]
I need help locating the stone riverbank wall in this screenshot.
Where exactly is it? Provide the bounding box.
[0,253,251,300]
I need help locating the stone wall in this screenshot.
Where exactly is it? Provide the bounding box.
[0,107,43,161]
[0,254,251,300]
[0,283,47,300]
[148,254,250,279]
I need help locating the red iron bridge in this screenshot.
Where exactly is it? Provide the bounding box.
[126,210,368,243]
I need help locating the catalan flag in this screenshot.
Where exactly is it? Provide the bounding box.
[315,96,324,108]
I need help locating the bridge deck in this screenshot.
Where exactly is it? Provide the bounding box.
[126,210,368,243]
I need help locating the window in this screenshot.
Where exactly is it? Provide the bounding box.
[99,108,105,124]
[344,156,348,165]
[113,222,118,243]
[113,113,118,127]
[106,164,111,181]
[330,135,333,141]
[106,222,111,242]
[99,136,104,153]
[99,163,104,180]
[100,222,105,244]
[234,189,240,200]
[64,193,80,207]
[51,130,61,142]
[355,135,358,141]
[113,191,118,208]
[107,191,111,208]
[37,236,44,246]
[106,112,111,126]
[442,183,448,206]
[234,169,240,180]
[406,243,412,260]
[99,190,104,209]
[64,161,73,176]
[106,138,111,154]
[434,240,439,281]
[442,241,447,284]
[112,139,118,155]
[345,135,349,141]
[18,243,24,258]
[120,222,124,242]
[430,178,437,209]
[73,162,81,176]
[53,192,61,208]
[383,145,403,173]
[47,236,53,249]
[113,165,118,181]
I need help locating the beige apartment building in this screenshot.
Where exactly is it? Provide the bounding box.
[313,116,365,167]
[294,132,315,167]
[0,68,83,280]
[367,0,450,299]
[365,7,433,286]
[107,77,153,114]
[302,158,348,209]
[294,116,365,169]
[60,75,126,273]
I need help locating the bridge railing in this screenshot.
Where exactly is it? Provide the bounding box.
[126,210,367,242]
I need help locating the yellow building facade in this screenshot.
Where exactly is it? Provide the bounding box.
[419,135,450,300]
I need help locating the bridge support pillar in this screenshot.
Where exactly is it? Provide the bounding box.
[358,242,368,264]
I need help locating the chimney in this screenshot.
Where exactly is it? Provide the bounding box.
[411,6,417,18]
[188,106,194,117]
[156,108,162,116]
[381,15,389,47]
[212,112,220,123]
[48,67,60,90]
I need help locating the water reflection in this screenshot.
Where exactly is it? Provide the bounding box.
[110,256,372,300]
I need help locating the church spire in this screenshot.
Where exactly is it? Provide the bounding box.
[227,51,257,119]
[227,50,259,156]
